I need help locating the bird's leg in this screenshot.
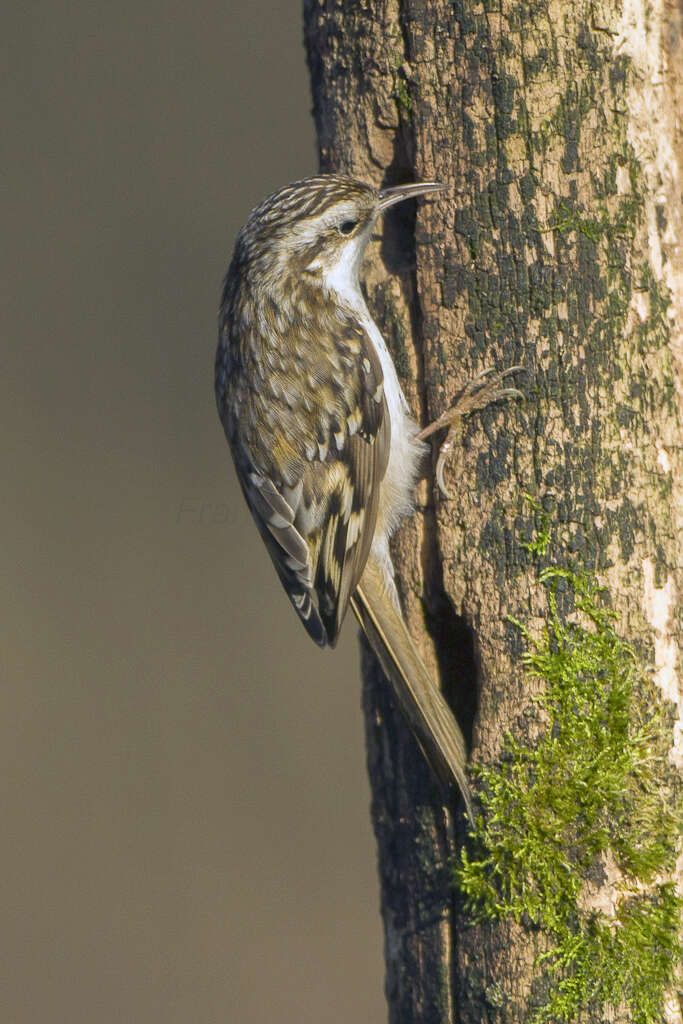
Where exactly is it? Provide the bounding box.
[416,366,524,498]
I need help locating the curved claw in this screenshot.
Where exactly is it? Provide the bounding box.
[471,364,524,384]
[499,364,526,377]
[493,386,525,402]
[435,435,456,499]
[435,451,453,499]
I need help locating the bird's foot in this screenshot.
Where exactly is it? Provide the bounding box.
[416,366,524,498]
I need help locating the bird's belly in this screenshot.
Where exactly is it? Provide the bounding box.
[359,313,427,548]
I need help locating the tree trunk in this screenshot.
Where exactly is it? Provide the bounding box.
[304,2,682,1022]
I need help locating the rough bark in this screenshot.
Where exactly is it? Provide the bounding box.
[304,2,682,1022]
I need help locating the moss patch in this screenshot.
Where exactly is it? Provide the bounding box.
[454,553,682,1022]
[391,49,413,118]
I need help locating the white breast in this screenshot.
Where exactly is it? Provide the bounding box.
[321,257,426,571]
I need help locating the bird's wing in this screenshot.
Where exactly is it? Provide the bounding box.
[218,310,389,647]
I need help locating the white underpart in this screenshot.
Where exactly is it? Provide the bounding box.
[316,224,426,586]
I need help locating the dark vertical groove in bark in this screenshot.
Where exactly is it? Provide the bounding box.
[360,640,460,1024]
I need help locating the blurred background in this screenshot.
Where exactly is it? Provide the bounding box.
[2,1,384,1021]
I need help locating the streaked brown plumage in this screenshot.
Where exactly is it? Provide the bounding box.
[216,174,521,814]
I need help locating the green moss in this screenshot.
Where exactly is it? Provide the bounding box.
[546,200,608,242]
[395,77,412,117]
[454,554,682,1022]
[520,493,551,557]
[391,50,412,117]
[537,886,682,1024]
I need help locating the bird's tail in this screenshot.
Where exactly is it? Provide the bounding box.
[350,554,473,818]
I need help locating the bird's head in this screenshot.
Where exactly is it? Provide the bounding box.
[231,174,446,300]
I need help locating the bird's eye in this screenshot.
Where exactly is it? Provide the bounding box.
[338,219,359,236]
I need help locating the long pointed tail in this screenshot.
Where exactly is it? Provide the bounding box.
[350,554,472,818]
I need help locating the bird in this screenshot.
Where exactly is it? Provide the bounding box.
[215,174,521,816]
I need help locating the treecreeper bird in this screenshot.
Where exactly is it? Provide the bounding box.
[215,175,520,816]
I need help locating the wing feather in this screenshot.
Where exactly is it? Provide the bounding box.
[218,307,389,647]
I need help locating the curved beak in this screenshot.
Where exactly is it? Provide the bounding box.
[377,181,449,212]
